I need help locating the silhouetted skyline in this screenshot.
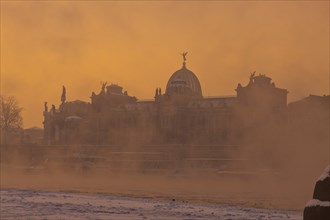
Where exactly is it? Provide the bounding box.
[1,1,328,127]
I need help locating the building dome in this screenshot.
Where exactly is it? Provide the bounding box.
[166,63,202,97]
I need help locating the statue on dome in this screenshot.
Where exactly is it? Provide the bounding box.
[182,52,188,62]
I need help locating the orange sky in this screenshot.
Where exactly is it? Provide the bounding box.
[1,1,329,128]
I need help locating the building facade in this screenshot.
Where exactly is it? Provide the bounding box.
[43,57,288,146]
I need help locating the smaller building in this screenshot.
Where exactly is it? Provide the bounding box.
[236,72,288,109]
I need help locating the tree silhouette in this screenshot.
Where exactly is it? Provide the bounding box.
[0,96,23,145]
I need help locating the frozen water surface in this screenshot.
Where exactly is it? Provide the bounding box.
[1,189,302,220]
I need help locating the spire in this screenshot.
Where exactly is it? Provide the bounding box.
[61,86,66,104]
[155,88,158,98]
[182,52,188,68]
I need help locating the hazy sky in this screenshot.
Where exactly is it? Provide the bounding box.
[1,1,329,128]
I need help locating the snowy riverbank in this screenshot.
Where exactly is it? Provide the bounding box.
[1,189,302,220]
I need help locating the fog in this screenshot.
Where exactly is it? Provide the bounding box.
[1,98,328,211]
[1,1,329,213]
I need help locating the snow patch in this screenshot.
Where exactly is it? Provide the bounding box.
[317,165,330,182]
[306,199,330,208]
[0,189,303,220]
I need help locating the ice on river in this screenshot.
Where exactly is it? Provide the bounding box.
[0,189,302,220]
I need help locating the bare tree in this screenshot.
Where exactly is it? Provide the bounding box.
[0,96,23,144]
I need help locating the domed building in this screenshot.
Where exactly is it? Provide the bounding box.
[43,53,289,146]
[165,62,202,98]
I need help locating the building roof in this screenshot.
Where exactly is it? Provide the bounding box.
[289,94,329,107]
[166,63,202,97]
